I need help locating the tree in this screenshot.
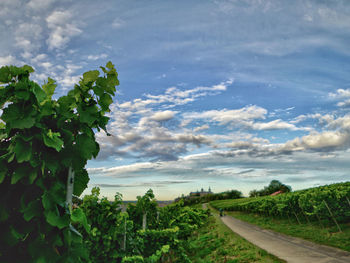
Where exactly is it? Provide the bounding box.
[249,180,292,197]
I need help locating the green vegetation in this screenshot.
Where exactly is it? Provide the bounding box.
[210,182,350,223]
[210,182,350,252]
[78,188,209,262]
[249,180,291,197]
[185,206,284,263]
[0,63,118,262]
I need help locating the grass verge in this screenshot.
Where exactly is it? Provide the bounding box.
[223,209,350,252]
[185,205,285,263]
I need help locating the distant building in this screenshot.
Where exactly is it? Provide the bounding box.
[174,187,213,202]
[189,187,212,198]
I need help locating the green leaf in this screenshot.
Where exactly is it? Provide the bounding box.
[0,171,5,184]
[42,192,53,210]
[73,169,89,196]
[76,133,97,159]
[71,208,90,233]
[78,104,99,126]
[43,130,63,152]
[2,104,36,129]
[99,93,113,111]
[82,70,99,84]
[28,170,37,184]
[106,61,114,69]
[16,90,30,100]
[45,210,70,229]
[39,100,54,117]
[14,138,32,163]
[22,65,35,73]
[22,200,42,221]
[8,66,23,77]
[0,66,11,83]
[11,166,29,184]
[13,117,36,129]
[42,151,60,174]
[32,82,47,104]
[42,77,56,98]
[79,110,96,126]
[5,226,23,246]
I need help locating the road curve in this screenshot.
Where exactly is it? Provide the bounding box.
[220,215,350,263]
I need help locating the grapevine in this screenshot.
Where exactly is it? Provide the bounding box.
[0,62,119,262]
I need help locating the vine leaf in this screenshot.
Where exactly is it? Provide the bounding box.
[0,171,5,184]
[71,207,90,233]
[46,210,70,229]
[14,138,31,163]
[42,77,56,98]
[32,82,46,104]
[76,134,98,159]
[43,130,63,152]
[82,70,99,84]
[73,169,89,196]
[11,166,28,184]
[22,200,42,221]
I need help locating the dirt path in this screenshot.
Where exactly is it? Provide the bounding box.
[220,214,350,263]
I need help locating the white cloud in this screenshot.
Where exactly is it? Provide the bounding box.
[112,18,125,29]
[302,131,348,150]
[251,119,303,131]
[87,54,108,61]
[150,110,176,121]
[27,0,55,11]
[15,23,43,52]
[194,124,209,132]
[0,55,18,67]
[337,99,350,107]
[329,88,350,107]
[46,10,82,50]
[329,88,350,99]
[184,105,267,126]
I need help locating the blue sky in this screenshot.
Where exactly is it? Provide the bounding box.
[1,0,350,200]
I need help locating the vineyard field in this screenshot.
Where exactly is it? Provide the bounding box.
[210,182,350,228]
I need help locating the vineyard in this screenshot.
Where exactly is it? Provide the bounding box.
[210,182,350,231]
[76,187,209,262]
[0,64,211,262]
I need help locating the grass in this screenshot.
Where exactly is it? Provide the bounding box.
[222,209,350,252]
[185,205,285,263]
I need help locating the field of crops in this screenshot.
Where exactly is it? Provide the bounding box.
[210,182,350,229]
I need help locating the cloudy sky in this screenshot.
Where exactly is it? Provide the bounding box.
[1,0,350,200]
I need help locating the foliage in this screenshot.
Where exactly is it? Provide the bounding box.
[76,187,133,262]
[78,188,209,262]
[127,189,158,230]
[0,63,119,262]
[211,182,350,224]
[249,180,291,197]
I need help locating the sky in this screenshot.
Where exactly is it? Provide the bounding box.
[1,0,350,200]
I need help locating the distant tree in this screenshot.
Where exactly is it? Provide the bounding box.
[249,180,292,197]
[224,190,243,199]
[249,189,259,197]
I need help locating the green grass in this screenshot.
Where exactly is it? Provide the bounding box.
[223,209,350,252]
[186,206,285,263]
